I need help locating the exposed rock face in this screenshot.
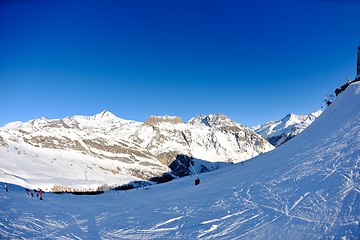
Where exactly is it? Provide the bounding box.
[144,116,184,125]
[253,111,322,147]
[0,111,274,189]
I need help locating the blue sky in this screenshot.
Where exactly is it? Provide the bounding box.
[0,0,359,127]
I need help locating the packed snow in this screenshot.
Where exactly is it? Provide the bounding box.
[1,82,359,239]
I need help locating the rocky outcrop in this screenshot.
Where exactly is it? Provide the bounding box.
[144,116,184,125]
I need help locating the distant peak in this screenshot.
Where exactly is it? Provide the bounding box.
[94,110,118,120]
[189,113,235,127]
[282,113,297,122]
[207,113,229,120]
[187,114,206,125]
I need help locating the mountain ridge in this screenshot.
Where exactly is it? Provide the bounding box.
[253,110,322,147]
[0,112,273,191]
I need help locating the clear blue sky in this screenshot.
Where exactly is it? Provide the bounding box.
[0,0,359,127]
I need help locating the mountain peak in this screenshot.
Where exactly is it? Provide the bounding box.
[254,110,322,147]
[189,113,236,127]
[282,113,297,121]
[92,110,118,120]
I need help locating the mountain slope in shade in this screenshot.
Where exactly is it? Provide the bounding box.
[253,110,322,147]
[0,82,359,239]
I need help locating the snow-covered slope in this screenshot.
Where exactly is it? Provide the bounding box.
[253,110,322,147]
[0,111,273,191]
[1,82,359,239]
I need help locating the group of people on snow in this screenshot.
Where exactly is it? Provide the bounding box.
[25,188,43,200]
[3,183,44,200]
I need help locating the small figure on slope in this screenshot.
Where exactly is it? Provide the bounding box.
[38,189,43,200]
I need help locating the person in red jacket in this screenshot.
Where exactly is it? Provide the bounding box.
[38,189,43,200]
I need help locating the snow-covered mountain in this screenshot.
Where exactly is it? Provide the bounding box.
[0,112,273,191]
[127,113,273,174]
[1,82,359,239]
[253,110,322,147]
[0,114,170,192]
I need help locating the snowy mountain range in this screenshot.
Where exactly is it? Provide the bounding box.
[0,112,273,191]
[253,110,322,147]
[1,81,359,239]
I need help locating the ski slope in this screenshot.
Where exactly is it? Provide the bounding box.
[1,82,359,239]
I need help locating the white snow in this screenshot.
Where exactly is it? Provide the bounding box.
[0,82,359,239]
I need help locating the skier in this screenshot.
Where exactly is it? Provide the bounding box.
[38,189,43,200]
[5,183,8,192]
[25,188,34,197]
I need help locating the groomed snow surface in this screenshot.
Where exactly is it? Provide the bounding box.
[1,82,360,239]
